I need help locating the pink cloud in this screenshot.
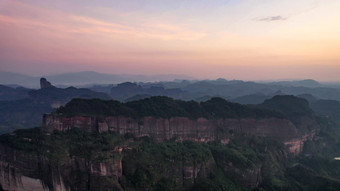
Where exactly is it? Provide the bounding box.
[0,0,205,41]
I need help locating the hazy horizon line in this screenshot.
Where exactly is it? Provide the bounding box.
[1,70,340,83]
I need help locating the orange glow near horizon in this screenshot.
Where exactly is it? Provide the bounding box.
[0,0,340,81]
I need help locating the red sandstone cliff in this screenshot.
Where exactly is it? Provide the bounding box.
[0,145,122,191]
[43,114,314,154]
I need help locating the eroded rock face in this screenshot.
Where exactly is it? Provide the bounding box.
[44,115,297,140]
[0,145,122,191]
[284,130,316,154]
[40,78,54,89]
[43,114,308,153]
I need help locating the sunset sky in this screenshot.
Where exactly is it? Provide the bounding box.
[1,0,340,81]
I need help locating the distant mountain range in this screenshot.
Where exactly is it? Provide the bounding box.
[3,71,340,89]
[0,71,195,88]
[0,78,111,134]
[2,72,340,134]
[98,79,340,102]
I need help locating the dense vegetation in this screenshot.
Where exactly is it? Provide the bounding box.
[1,87,340,190]
[56,96,284,120]
[0,128,123,164]
[0,116,339,191]
[283,118,340,191]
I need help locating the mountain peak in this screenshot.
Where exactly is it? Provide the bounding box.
[40,78,54,89]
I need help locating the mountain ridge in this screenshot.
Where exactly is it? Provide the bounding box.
[0,71,195,88]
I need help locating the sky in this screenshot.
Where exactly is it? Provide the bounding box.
[0,0,340,81]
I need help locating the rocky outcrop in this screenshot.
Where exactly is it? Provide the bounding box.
[0,145,122,191]
[284,130,316,154]
[40,78,54,89]
[43,115,308,153]
[281,116,318,155]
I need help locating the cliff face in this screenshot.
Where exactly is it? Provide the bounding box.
[0,144,216,191]
[44,115,298,140]
[284,130,316,154]
[0,145,122,191]
[43,115,310,154]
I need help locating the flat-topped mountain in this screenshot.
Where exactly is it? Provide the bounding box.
[43,96,318,155]
[1,95,339,191]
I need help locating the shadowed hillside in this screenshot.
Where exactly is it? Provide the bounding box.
[0,79,111,134]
